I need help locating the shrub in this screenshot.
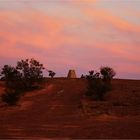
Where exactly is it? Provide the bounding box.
[16,58,45,90]
[86,75,107,101]
[47,70,56,78]
[0,58,45,105]
[1,65,21,89]
[1,90,21,106]
[86,67,115,101]
[100,66,116,82]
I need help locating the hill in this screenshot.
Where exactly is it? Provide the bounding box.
[0,78,140,139]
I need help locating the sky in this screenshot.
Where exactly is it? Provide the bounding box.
[0,0,140,79]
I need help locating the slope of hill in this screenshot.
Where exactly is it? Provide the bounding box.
[0,79,140,139]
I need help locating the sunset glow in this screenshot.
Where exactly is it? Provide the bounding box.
[0,0,140,79]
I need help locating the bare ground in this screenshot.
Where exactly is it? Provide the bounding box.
[0,79,140,139]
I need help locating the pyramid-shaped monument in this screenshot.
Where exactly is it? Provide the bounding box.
[67,70,77,78]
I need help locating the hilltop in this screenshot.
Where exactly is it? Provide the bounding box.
[0,78,140,139]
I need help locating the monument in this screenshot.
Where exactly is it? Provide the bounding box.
[67,70,77,78]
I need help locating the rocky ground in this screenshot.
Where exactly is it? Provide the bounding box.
[0,78,140,139]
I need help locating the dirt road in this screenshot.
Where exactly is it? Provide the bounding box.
[0,79,140,139]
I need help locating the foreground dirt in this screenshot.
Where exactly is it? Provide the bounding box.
[0,79,140,139]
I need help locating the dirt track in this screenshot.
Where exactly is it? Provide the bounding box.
[0,79,140,139]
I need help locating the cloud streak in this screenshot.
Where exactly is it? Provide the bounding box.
[0,1,140,79]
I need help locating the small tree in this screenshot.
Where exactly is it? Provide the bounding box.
[0,58,45,105]
[86,70,100,79]
[89,70,94,76]
[16,58,45,90]
[48,70,56,78]
[1,65,22,105]
[86,67,116,101]
[81,74,85,78]
[100,66,116,82]
[1,65,22,90]
[86,70,105,100]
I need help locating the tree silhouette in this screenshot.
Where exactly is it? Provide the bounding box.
[86,67,116,101]
[100,66,116,81]
[16,58,45,89]
[48,70,56,78]
[0,58,45,105]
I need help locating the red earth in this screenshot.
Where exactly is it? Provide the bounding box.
[0,78,140,139]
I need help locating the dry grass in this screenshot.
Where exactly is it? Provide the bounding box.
[0,78,140,139]
[82,79,140,117]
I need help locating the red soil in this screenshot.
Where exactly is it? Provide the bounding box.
[0,79,140,139]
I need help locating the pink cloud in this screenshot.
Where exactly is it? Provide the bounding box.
[0,5,139,79]
[82,8,140,33]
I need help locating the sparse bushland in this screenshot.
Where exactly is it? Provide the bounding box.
[0,58,45,105]
[85,67,116,101]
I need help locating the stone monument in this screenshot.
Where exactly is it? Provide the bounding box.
[67,70,77,78]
